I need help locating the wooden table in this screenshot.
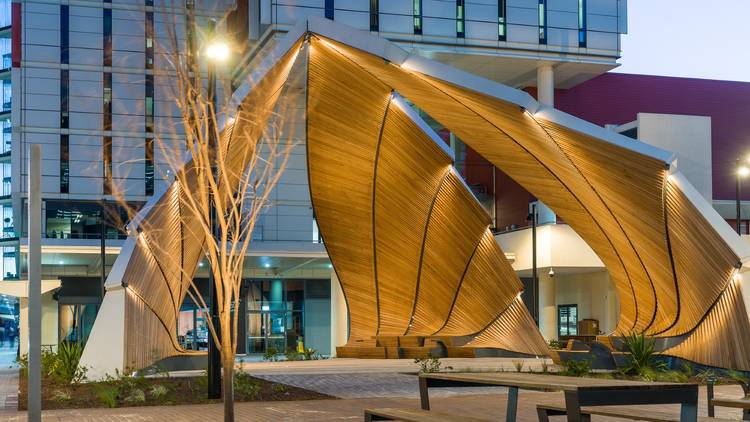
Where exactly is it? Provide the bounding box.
[418,372,699,422]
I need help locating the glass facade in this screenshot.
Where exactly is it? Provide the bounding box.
[245,279,330,356]
[59,303,99,344]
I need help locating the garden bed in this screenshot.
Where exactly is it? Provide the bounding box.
[18,373,334,410]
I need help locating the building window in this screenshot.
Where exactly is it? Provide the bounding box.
[145,137,154,196]
[456,0,464,38]
[145,74,154,133]
[60,5,68,63]
[103,72,112,131]
[60,135,69,194]
[324,0,333,20]
[145,11,154,69]
[538,0,547,44]
[578,0,586,47]
[558,304,578,338]
[369,0,378,31]
[103,8,112,66]
[60,70,69,129]
[498,0,506,41]
[413,0,422,34]
[103,136,112,194]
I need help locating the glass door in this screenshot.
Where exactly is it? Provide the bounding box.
[246,311,289,354]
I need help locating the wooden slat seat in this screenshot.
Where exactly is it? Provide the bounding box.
[364,407,490,422]
[711,396,750,409]
[536,403,734,422]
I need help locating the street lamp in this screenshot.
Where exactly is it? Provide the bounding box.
[736,159,750,235]
[204,29,230,402]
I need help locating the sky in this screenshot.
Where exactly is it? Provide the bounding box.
[613,0,750,82]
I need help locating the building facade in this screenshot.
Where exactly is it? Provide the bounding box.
[5,0,629,357]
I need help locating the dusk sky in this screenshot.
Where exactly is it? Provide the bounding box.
[614,0,750,82]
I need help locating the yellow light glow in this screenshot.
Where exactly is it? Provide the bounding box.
[739,166,750,177]
[205,41,230,62]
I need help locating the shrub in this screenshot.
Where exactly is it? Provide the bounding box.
[560,359,591,377]
[234,371,261,400]
[541,360,550,374]
[284,348,303,361]
[51,389,71,401]
[149,384,168,399]
[123,388,146,403]
[55,341,87,383]
[414,356,451,373]
[272,383,287,394]
[696,368,719,384]
[96,386,119,408]
[263,347,280,362]
[302,348,319,360]
[621,332,666,379]
[512,360,525,373]
[726,370,749,390]
[548,339,565,350]
[656,370,689,383]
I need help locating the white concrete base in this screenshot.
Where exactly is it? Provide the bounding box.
[78,287,126,380]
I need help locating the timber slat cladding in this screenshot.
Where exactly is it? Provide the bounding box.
[375,103,452,335]
[312,39,640,332]
[307,38,387,342]
[120,43,301,370]
[438,230,522,336]
[664,278,750,371]
[467,297,550,356]
[308,36,545,355]
[663,180,739,335]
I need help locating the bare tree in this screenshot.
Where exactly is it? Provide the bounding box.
[107,5,296,420]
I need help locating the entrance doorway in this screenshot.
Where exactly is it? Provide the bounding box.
[247,311,301,354]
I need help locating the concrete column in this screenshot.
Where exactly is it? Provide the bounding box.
[534,64,557,225]
[537,63,554,107]
[538,272,556,340]
[329,271,348,357]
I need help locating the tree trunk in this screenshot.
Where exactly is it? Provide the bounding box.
[223,354,234,422]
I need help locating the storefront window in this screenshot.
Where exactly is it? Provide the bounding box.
[59,303,98,344]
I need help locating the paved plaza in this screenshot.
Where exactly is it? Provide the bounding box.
[0,358,747,421]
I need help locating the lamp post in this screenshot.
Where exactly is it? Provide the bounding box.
[204,29,229,401]
[527,203,538,324]
[736,159,749,235]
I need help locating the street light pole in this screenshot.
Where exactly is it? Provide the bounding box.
[529,203,538,324]
[206,24,222,400]
[736,159,750,236]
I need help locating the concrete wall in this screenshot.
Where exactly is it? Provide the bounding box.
[635,113,712,202]
[553,270,618,337]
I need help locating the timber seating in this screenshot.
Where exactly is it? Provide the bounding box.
[364,407,490,421]
[706,382,750,419]
[536,403,734,422]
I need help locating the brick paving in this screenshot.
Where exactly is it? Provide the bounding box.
[0,385,748,421]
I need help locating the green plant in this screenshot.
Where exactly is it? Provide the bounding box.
[621,332,666,379]
[513,360,524,372]
[284,348,303,361]
[263,347,280,362]
[302,347,319,360]
[149,384,168,399]
[541,360,549,374]
[55,341,87,383]
[96,385,119,408]
[560,359,592,377]
[51,389,71,401]
[414,356,452,373]
[656,370,689,383]
[272,383,287,394]
[234,371,261,400]
[680,363,695,377]
[124,388,146,403]
[726,370,749,390]
[696,368,719,384]
[548,339,565,350]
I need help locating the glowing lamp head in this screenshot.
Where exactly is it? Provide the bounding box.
[205,41,230,62]
[739,166,750,178]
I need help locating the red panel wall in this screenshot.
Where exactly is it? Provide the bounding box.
[11,3,20,68]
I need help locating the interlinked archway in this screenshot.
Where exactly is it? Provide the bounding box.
[80,17,750,378]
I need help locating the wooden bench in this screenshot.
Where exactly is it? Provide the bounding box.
[707,383,750,420]
[537,403,734,422]
[709,397,750,420]
[364,407,490,421]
